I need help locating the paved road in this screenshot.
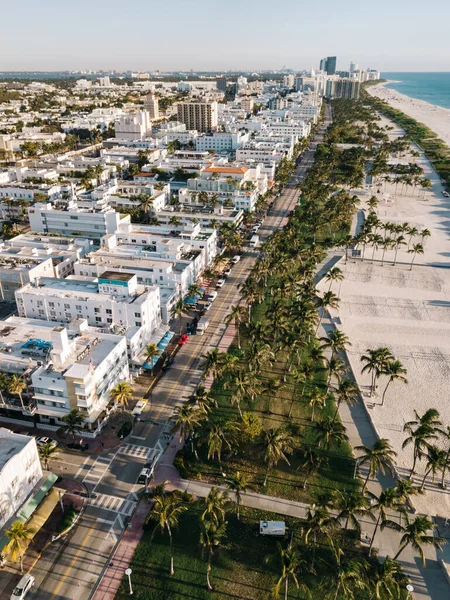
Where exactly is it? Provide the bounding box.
[26,113,333,600]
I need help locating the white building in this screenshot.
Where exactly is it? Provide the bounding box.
[143,94,160,120]
[114,111,152,141]
[0,430,43,530]
[195,131,249,153]
[15,272,161,364]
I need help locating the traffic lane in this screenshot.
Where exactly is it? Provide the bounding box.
[31,514,114,600]
[93,453,144,498]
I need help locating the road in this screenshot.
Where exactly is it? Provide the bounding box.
[25,110,332,600]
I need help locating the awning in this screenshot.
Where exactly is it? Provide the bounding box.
[25,487,64,543]
[143,330,175,370]
[17,473,58,522]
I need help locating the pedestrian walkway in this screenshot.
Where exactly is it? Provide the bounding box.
[89,492,137,517]
[117,442,156,460]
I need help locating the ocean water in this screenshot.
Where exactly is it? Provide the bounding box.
[382,72,450,109]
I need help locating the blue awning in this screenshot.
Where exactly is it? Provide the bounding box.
[143,330,175,369]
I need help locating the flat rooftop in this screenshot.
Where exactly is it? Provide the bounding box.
[0,430,31,471]
[99,270,134,282]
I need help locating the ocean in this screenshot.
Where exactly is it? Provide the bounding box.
[382,72,450,110]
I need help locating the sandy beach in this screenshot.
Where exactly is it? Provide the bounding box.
[319,117,450,516]
[368,81,450,148]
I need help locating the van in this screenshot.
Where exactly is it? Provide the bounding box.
[138,467,153,484]
[11,574,35,600]
[231,255,241,264]
[250,235,259,248]
[259,521,286,536]
[197,316,210,335]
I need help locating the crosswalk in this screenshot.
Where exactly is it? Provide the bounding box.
[89,492,137,517]
[117,443,156,460]
[82,455,114,487]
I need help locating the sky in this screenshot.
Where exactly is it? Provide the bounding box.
[1,0,450,72]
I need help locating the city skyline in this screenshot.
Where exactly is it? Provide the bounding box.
[1,0,449,72]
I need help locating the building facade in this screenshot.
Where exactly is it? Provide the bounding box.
[177,102,218,133]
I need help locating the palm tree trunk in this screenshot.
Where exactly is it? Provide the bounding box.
[333,399,342,421]
[362,469,371,491]
[381,379,392,406]
[441,448,450,488]
[420,467,432,490]
[284,574,289,600]
[236,321,241,349]
[393,246,399,266]
[206,557,213,591]
[18,392,25,411]
[168,526,175,576]
[333,581,341,600]
[409,449,418,478]
[369,514,381,552]
[393,544,406,561]
[263,464,270,486]
[311,533,317,570]
[410,254,416,270]
[20,554,23,573]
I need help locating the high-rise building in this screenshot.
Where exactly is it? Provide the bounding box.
[349,62,359,74]
[326,78,360,100]
[216,76,227,92]
[283,74,295,88]
[143,94,159,120]
[177,101,218,133]
[320,56,337,75]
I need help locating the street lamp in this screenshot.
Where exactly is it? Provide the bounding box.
[406,584,414,597]
[125,568,133,595]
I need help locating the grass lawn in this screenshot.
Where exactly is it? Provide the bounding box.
[115,503,345,600]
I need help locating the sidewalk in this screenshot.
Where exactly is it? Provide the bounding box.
[91,501,149,600]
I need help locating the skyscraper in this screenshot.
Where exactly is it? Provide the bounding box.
[216,76,227,92]
[320,56,337,75]
[177,101,218,133]
[143,94,159,120]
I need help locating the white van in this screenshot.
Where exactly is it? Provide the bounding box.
[250,235,259,248]
[11,574,35,600]
[260,521,285,536]
[197,316,210,335]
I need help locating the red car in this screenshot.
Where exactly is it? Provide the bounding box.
[178,334,189,345]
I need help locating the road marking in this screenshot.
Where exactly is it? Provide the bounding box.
[117,443,153,458]
[48,523,97,600]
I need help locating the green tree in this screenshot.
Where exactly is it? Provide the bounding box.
[356,438,397,491]
[324,266,344,292]
[420,445,446,491]
[336,492,374,540]
[143,342,161,377]
[171,298,185,334]
[109,381,133,410]
[171,404,204,457]
[313,417,349,451]
[38,442,60,470]
[4,521,34,573]
[202,487,229,525]
[226,471,252,519]
[360,347,394,397]
[366,488,406,553]
[333,378,359,420]
[200,518,227,592]
[403,408,441,476]
[7,374,26,411]
[380,360,408,406]
[368,558,407,600]
[224,304,247,349]
[382,514,445,565]
[407,243,424,270]
[57,409,84,442]
[272,543,312,600]
[259,427,294,486]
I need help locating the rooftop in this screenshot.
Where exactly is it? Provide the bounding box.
[99,270,134,282]
[0,429,31,471]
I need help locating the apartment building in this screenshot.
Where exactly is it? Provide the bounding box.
[326,78,361,99]
[143,94,159,119]
[114,110,152,141]
[15,273,161,364]
[177,101,218,133]
[0,430,43,530]
[195,131,249,153]
[0,317,129,428]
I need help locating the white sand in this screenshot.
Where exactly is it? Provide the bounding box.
[368,81,450,148]
[329,125,450,515]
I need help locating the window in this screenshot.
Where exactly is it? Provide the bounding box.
[107,318,112,323]
[70,215,79,220]
[75,305,82,310]
[94,307,100,313]
[64,303,70,309]
[49,302,55,308]
[134,313,140,318]
[106,309,112,314]
[95,316,102,322]
[135,321,141,326]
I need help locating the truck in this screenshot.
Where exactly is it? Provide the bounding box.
[250,234,259,248]
[196,316,210,335]
[259,521,286,536]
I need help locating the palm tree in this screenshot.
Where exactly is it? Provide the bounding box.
[202,418,238,463]
[262,378,283,413]
[171,404,204,456]
[325,356,346,394]
[38,442,60,470]
[336,492,374,539]
[272,543,311,600]
[368,558,408,600]
[392,235,406,266]
[171,298,185,334]
[320,330,352,360]
[202,487,229,525]
[147,493,187,576]
[299,447,327,490]
[188,385,217,414]
[380,237,393,266]
[199,349,229,380]
[223,370,261,418]
[313,417,349,451]
[333,378,359,420]
[420,445,446,490]
[367,488,406,553]
[224,305,247,349]
[315,291,340,334]
[403,408,441,476]
[356,438,397,491]
[407,243,424,270]
[259,427,294,486]
[0,372,9,406]
[304,505,338,569]
[380,360,408,406]
[394,478,423,504]
[57,409,84,442]
[360,347,393,397]
[382,514,445,565]
[324,266,344,292]
[7,375,26,411]
[307,387,326,421]
[200,518,227,592]
[370,233,383,263]
[143,343,161,376]
[420,228,431,244]
[4,521,34,573]
[330,558,368,600]
[226,471,252,519]
[109,381,133,410]
[438,425,450,488]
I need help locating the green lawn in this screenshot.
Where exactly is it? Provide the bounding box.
[115,503,343,600]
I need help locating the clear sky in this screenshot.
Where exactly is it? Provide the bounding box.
[2,0,449,72]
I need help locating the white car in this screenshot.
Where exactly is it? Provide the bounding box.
[443,191,450,198]
[133,400,147,416]
[204,302,212,311]
[208,291,218,301]
[216,279,225,288]
[11,574,35,600]
[36,436,58,447]
[231,255,241,264]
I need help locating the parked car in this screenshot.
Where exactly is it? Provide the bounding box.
[11,574,35,600]
[208,291,218,301]
[232,255,241,264]
[178,334,189,345]
[223,268,232,276]
[162,355,174,371]
[216,278,225,288]
[204,302,212,311]
[36,436,58,447]
[186,322,196,335]
[443,191,450,197]
[67,442,89,451]
[137,467,153,484]
[133,400,147,415]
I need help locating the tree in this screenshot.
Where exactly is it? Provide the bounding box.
[272,543,312,600]
[333,378,359,420]
[366,488,406,553]
[200,518,227,592]
[38,442,60,470]
[315,291,340,334]
[4,521,34,573]
[356,438,397,491]
[224,305,247,349]
[368,558,408,600]
[313,417,349,451]
[380,360,408,406]
[336,492,374,539]
[320,330,351,360]
[143,343,161,377]
[226,471,252,519]
[147,493,187,576]
[171,404,204,457]
[187,385,217,414]
[7,375,26,411]
[392,235,406,266]
[360,347,393,397]
[329,558,368,600]
[324,266,344,292]
[304,505,338,569]
[199,349,231,380]
[57,409,84,442]
[382,514,445,565]
[438,425,450,488]
[299,447,327,490]
[420,445,446,490]
[171,298,185,334]
[259,427,294,486]
[109,382,133,410]
[202,418,238,463]
[202,487,229,526]
[407,243,424,270]
[403,409,441,476]
[307,387,326,422]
